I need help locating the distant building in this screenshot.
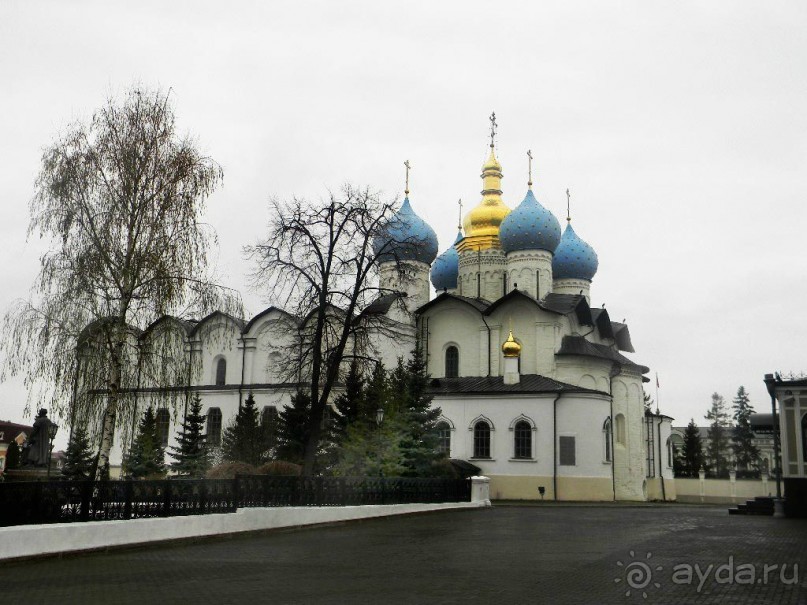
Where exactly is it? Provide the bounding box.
[0,420,32,473]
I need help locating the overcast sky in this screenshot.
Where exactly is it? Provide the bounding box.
[2,1,806,448]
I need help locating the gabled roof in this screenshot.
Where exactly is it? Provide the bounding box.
[590,308,614,340]
[140,315,197,340]
[426,374,606,396]
[359,293,406,318]
[189,311,246,337]
[541,293,593,326]
[483,289,543,316]
[610,321,635,353]
[77,317,142,348]
[416,292,490,315]
[242,306,300,334]
[556,335,649,374]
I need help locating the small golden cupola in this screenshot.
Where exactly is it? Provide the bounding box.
[457,112,511,253]
[502,329,522,358]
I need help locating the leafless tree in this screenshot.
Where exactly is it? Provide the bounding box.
[1,86,241,479]
[247,186,416,475]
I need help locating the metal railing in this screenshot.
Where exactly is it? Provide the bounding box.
[0,475,471,527]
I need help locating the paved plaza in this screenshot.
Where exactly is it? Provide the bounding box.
[3,504,806,604]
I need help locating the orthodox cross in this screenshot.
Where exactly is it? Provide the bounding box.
[457,198,463,231]
[527,149,533,188]
[404,160,411,195]
[489,111,497,147]
[566,188,571,222]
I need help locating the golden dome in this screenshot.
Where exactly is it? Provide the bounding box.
[502,330,522,358]
[457,146,511,253]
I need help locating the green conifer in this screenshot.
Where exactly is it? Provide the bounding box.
[168,394,211,477]
[123,407,166,479]
[61,424,94,480]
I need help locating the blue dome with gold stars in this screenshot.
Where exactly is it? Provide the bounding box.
[373,197,439,265]
[430,231,463,291]
[552,223,598,281]
[499,189,561,254]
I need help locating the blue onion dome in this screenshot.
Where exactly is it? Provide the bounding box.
[552,222,599,280]
[373,197,439,264]
[430,231,463,290]
[499,189,562,253]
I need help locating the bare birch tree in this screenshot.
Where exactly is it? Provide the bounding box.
[247,186,416,475]
[1,86,240,479]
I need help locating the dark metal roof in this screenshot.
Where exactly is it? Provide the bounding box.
[750,413,774,433]
[360,293,405,317]
[541,293,593,325]
[189,311,246,337]
[556,335,649,374]
[416,292,490,315]
[242,306,300,333]
[426,374,606,396]
[591,308,614,340]
[610,322,635,353]
[483,289,542,315]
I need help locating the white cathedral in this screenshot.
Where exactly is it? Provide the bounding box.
[108,125,676,502]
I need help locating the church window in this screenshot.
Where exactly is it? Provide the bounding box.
[215,357,226,386]
[513,421,532,459]
[207,407,222,446]
[155,408,170,447]
[615,414,626,446]
[437,421,451,456]
[473,421,491,458]
[559,435,576,466]
[445,346,459,378]
[603,418,612,462]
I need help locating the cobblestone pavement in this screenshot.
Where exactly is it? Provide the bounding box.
[3,504,806,604]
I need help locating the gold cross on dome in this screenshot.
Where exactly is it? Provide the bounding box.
[457,198,463,231]
[527,149,533,188]
[566,188,571,222]
[489,112,497,148]
[404,160,411,195]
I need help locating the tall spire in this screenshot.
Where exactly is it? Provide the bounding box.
[527,150,533,190]
[404,160,411,196]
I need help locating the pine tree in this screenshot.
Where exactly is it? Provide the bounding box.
[276,391,312,465]
[681,419,705,477]
[5,440,21,470]
[731,386,760,473]
[123,407,166,479]
[705,392,731,477]
[61,424,94,480]
[392,347,443,477]
[643,391,654,414]
[332,360,364,446]
[333,415,407,477]
[168,394,211,477]
[221,393,267,466]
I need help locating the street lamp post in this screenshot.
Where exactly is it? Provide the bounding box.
[47,421,59,479]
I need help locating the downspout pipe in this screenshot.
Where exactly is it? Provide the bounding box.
[480,315,491,377]
[608,363,621,501]
[764,373,783,500]
[553,391,561,500]
[239,332,247,410]
[657,417,666,501]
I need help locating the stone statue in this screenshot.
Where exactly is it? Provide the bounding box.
[23,409,52,467]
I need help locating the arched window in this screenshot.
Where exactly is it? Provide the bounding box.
[215,358,227,386]
[473,421,491,458]
[514,420,532,459]
[207,407,222,446]
[615,414,626,446]
[445,346,459,378]
[603,418,612,462]
[155,408,170,447]
[436,421,451,456]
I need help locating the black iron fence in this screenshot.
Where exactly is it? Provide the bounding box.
[0,476,471,527]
